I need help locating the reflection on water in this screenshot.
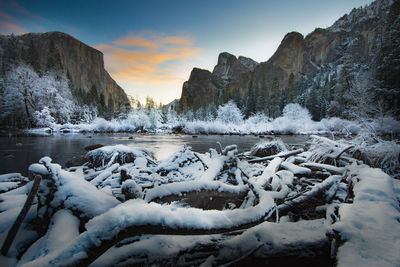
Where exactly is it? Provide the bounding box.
[0,133,309,176]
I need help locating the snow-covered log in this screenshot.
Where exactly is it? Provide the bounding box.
[300,163,345,175]
[330,165,400,266]
[1,175,41,256]
[248,149,304,163]
[1,135,397,266]
[278,175,342,214]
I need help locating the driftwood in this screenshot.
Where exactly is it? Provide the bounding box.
[334,145,355,160]
[1,175,42,256]
[5,137,371,266]
[248,149,304,163]
[300,162,345,175]
[278,175,342,214]
[31,174,343,266]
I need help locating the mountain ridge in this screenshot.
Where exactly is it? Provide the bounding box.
[180,0,399,120]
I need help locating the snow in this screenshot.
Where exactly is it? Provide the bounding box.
[91,234,217,266]
[204,219,327,265]
[28,164,50,175]
[19,209,80,265]
[281,161,312,175]
[39,157,120,218]
[22,196,276,266]
[87,145,153,168]
[144,180,248,202]
[121,180,143,199]
[0,134,399,266]
[24,101,400,136]
[332,165,400,267]
[0,173,27,183]
[300,162,345,175]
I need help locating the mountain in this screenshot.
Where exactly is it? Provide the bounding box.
[180,0,400,120]
[0,31,130,126]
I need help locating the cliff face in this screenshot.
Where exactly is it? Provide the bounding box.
[180,0,397,114]
[0,31,130,114]
[180,52,259,109]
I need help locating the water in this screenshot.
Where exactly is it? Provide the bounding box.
[0,133,309,176]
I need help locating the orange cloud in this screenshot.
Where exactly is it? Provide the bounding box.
[95,33,202,85]
[113,36,158,49]
[0,10,14,21]
[0,21,27,34]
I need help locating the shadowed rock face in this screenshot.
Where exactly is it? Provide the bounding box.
[180,0,395,110]
[0,31,130,115]
[180,68,219,110]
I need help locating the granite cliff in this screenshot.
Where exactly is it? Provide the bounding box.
[180,0,399,119]
[0,31,130,116]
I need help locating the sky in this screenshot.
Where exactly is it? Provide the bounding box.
[0,0,374,105]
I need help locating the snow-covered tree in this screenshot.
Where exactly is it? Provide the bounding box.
[0,64,76,127]
[282,103,311,121]
[148,108,162,129]
[216,100,243,124]
[33,106,56,127]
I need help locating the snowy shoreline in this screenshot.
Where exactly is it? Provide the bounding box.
[13,103,398,136]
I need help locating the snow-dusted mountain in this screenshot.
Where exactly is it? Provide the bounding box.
[0,31,130,127]
[180,0,399,120]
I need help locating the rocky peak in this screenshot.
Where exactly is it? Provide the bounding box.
[179,0,398,117]
[212,52,257,85]
[180,68,218,110]
[238,56,258,71]
[267,31,304,78]
[328,0,393,33]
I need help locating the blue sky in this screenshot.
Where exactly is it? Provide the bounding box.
[0,0,374,104]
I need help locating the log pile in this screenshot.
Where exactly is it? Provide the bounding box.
[0,136,397,266]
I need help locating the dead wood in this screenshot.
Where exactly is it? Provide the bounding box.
[248,149,304,163]
[1,175,41,256]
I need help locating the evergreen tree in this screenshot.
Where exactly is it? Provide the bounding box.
[27,40,41,74]
[376,0,400,118]
[286,72,296,103]
[245,85,257,117]
[269,77,281,118]
[46,40,62,71]
[306,84,320,120]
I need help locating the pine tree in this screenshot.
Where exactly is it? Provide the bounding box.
[286,72,296,103]
[46,40,62,71]
[27,40,41,74]
[376,1,400,118]
[245,85,257,117]
[306,84,320,120]
[269,77,281,118]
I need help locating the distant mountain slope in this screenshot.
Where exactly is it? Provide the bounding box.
[0,31,130,126]
[180,0,399,120]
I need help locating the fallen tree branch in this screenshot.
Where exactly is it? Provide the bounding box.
[1,175,42,256]
[299,163,345,175]
[248,149,304,163]
[334,145,355,161]
[278,175,342,214]
[193,152,209,170]
[24,204,277,267]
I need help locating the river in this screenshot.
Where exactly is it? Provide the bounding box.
[0,133,310,176]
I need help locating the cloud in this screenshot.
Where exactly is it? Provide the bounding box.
[0,8,27,34]
[95,33,203,85]
[0,10,14,20]
[0,20,27,34]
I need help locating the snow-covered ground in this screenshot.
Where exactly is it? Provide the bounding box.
[28,103,400,136]
[0,136,399,266]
